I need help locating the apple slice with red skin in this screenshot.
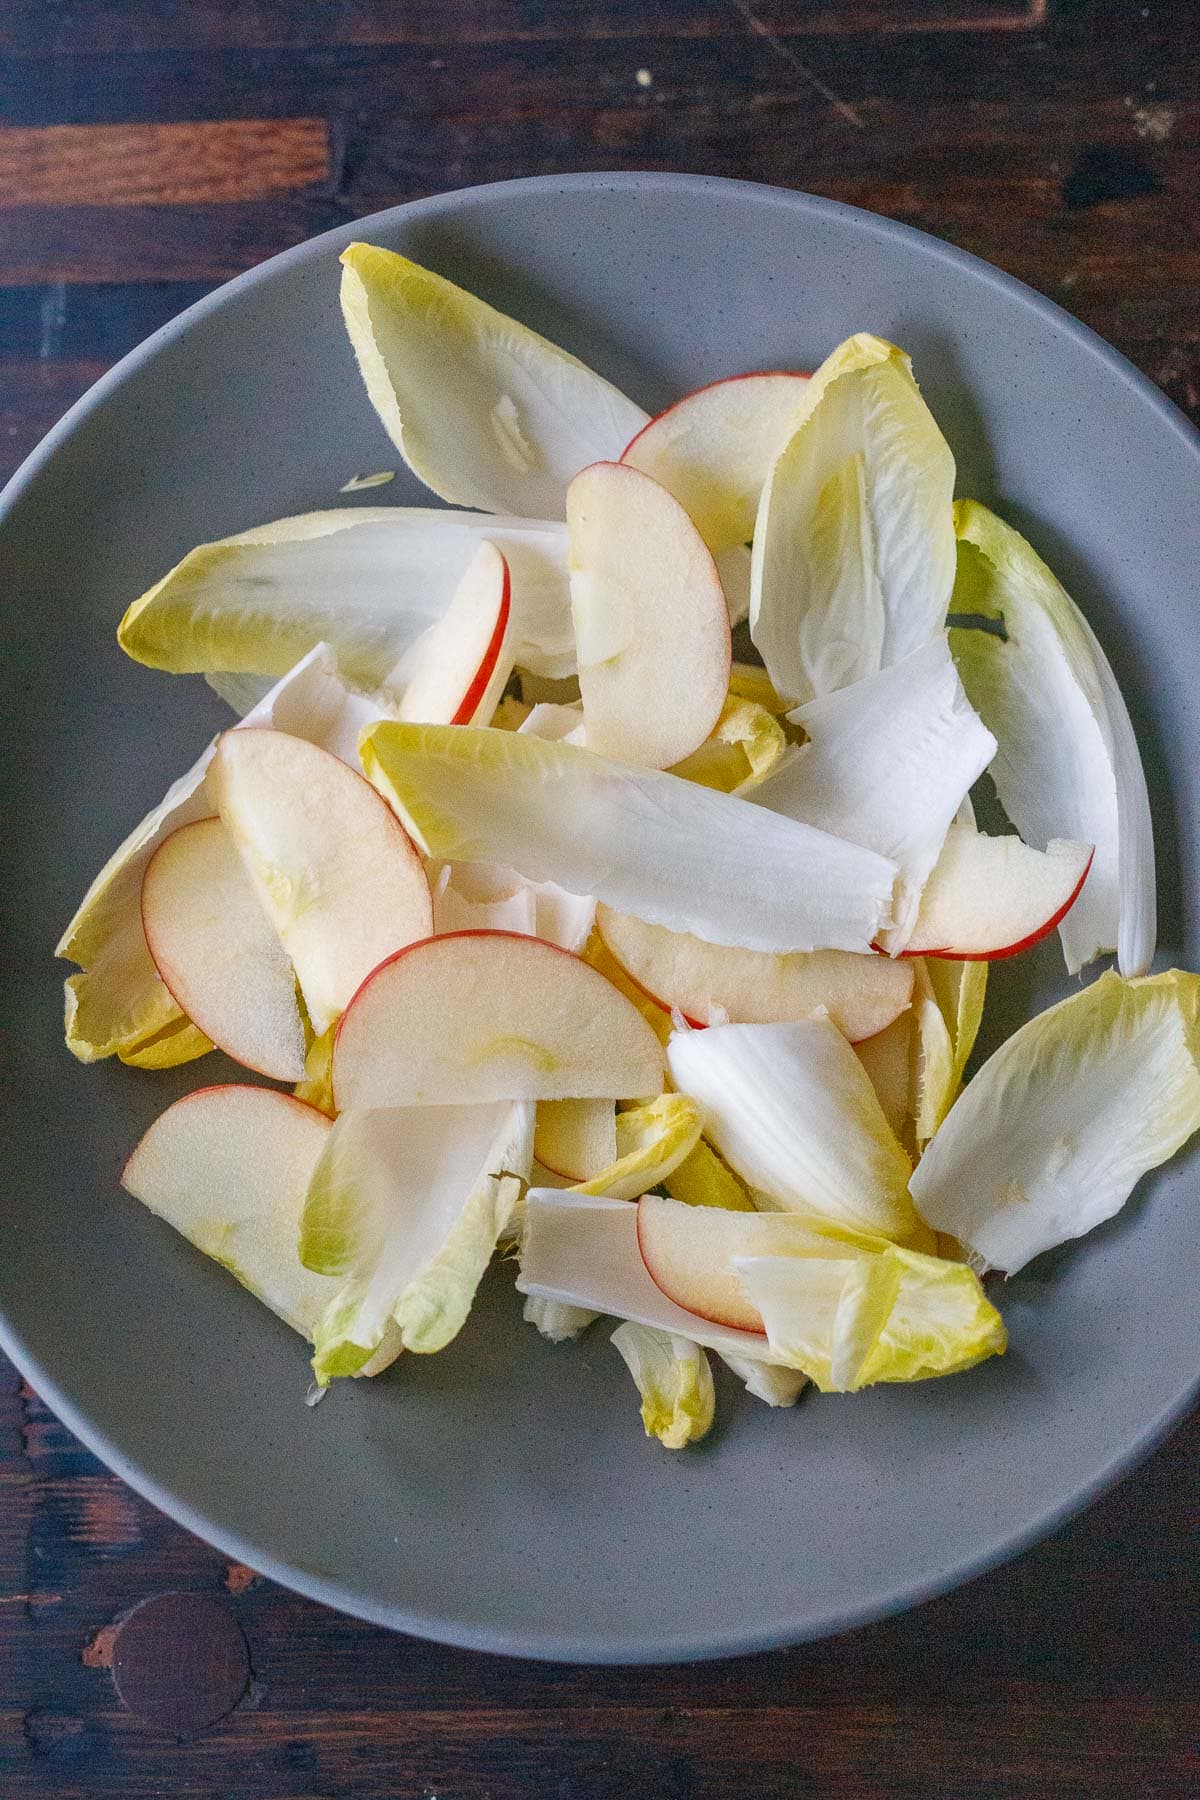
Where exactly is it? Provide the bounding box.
[566,461,731,770]
[620,371,812,553]
[636,1193,863,1334]
[141,815,307,1081]
[902,824,1094,961]
[392,539,513,725]
[207,727,433,1036]
[121,1083,399,1375]
[534,1099,618,1181]
[595,902,912,1039]
[333,928,666,1111]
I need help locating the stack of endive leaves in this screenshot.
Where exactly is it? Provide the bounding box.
[59,243,1199,1449]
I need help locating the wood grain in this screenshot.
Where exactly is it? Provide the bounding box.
[1,3,1198,1794]
[0,122,329,207]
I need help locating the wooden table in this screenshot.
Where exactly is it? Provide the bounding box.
[2,4,1197,1793]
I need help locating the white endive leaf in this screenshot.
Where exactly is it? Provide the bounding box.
[206,671,275,716]
[120,506,577,684]
[666,1019,918,1241]
[430,860,594,952]
[910,970,1200,1273]
[611,1323,715,1448]
[717,1353,807,1407]
[301,1099,534,1382]
[735,1244,1005,1392]
[755,637,996,950]
[361,723,897,956]
[750,334,956,706]
[949,500,1155,976]
[517,1190,783,1363]
[523,1295,598,1341]
[340,242,648,519]
[57,644,390,1064]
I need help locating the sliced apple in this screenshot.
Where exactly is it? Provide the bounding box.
[333,929,666,1110]
[903,823,1094,960]
[620,372,813,553]
[853,1012,914,1142]
[595,903,912,1039]
[534,1099,619,1181]
[390,540,514,726]
[207,728,432,1035]
[566,461,731,769]
[141,816,307,1081]
[636,1193,867,1333]
[119,1085,388,1373]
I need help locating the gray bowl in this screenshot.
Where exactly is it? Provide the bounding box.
[2,174,1197,1663]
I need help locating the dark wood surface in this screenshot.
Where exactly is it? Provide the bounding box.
[2,3,1197,1793]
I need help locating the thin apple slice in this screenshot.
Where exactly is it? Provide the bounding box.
[361,722,898,956]
[208,727,432,1037]
[390,540,514,725]
[637,1193,877,1332]
[567,461,731,768]
[333,930,665,1110]
[516,1190,782,1363]
[340,242,648,519]
[853,1012,914,1142]
[56,643,397,1068]
[121,1085,399,1378]
[621,371,813,553]
[141,817,307,1081]
[535,1099,618,1181]
[595,904,912,1038]
[904,823,1093,959]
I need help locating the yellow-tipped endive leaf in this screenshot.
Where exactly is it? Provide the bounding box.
[911,956,987,1146]
[360,723,897,956]
[910,969,1200,1274]
[750,334,956,706]
[727,660,788,713]
[662,1138,757,1212]
[517,1190,790,1366]
[667,1018,918,1241]
[114,1014,216,1071]
[755,637,996,952]
[668,695,787,793]
[610,1323,715,1448]
[294,1022,337,1118]
[301,1099,534,1383]
[735,1244,1005,1391]
[120,506,577,686]
[339,242,648,519]
[949,501,1155,976]
[568,1094,703,1202]
[57,644,397,1065]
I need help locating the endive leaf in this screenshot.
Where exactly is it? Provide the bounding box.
[340,242,648,519]
[909,969,1200,1273]
[913,955,987,1145]
[610,1323,715,1448]
[750,334,956,706]
[668,695,787,793]
[717,1353,807,1407]
[755,637,996,951]
[568,1094,703,1201]
[119,507,577,686]
[517,1190,784,1364]
[360,722,898,956]
[302,1099,534,1382]
[735,1244,1005,1391]
[57,644,395,1064]
[666,1018,918,1240]
[432,859,595,952]
[523,1295,598,1341]
[949,500,1155,976]
[662,1138,757,1212]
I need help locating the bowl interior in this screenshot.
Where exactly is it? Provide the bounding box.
[2,174,1198,1661]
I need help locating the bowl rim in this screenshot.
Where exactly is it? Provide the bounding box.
[2,171,1198,1664]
